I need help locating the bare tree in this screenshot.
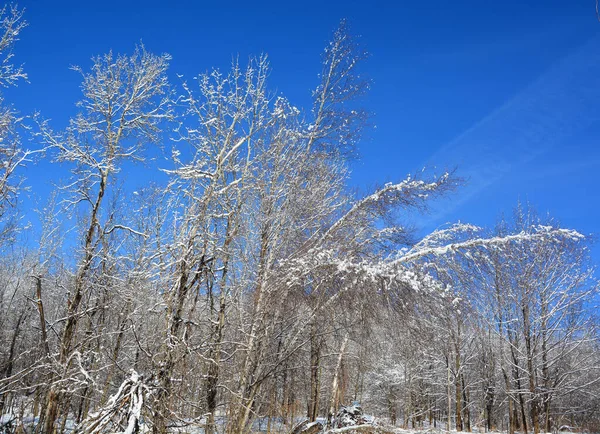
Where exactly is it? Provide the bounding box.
[36,45,172,432]
[0,4,34,246]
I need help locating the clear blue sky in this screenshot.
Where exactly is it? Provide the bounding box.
[6,0,600,252]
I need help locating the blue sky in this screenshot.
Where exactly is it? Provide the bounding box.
[6,0,600,253]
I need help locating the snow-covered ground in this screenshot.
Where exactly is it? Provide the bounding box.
[0,411,586,434]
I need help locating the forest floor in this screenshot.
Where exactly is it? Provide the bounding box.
[0,412,581,434]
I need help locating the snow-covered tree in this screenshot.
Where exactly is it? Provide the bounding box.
[35,45,172,432]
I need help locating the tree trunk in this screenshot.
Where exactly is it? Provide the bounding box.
[205,288,225,434]
[308,323,322,422]
[327,333,349,429]
[43,173,108,433]
[0,309,26,416]
[454,351,463,431]
[523,303,539,434]
[462,374,471,432]
[447,356,452,432]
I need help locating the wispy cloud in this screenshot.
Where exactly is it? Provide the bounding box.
[422,34,600,226]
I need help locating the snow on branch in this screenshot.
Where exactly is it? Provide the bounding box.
[283,222,585,301]
[396,225,585,265]
[0,5,27,88]
[319,172,456,244]
[284,246,442,295]
[104,224,149,239]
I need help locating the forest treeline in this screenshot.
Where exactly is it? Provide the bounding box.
[0,6,599,434]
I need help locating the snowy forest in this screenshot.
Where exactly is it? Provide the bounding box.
[0,5,599,434]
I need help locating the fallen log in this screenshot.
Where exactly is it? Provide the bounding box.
[290,420,325,434]
[325,424,396,434]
